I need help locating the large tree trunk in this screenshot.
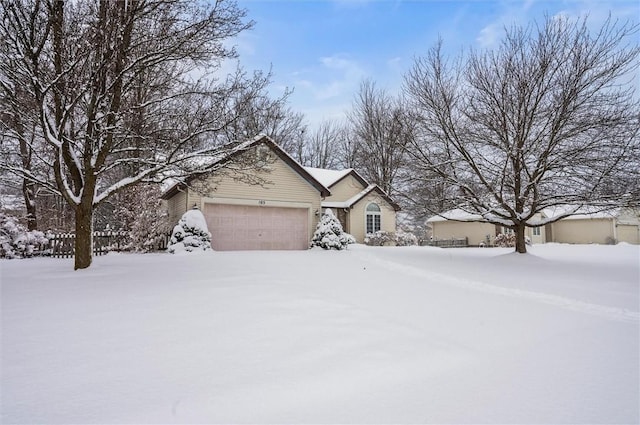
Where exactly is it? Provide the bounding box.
[74,200,93,270]
[515,223,527,254]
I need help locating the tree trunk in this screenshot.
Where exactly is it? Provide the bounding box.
[22,179,38,231]
[515,222,527,254]
[74,201,93,270]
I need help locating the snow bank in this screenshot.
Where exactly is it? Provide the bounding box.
[1,244,638,423]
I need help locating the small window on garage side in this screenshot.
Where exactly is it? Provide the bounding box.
[366,203,381,234]
[533,227,541,236]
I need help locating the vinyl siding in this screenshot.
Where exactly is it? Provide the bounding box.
[617,224,640,244]
[167,190,187,226]
[431,221,496,246]
[550,218,614,244]
[326,175,366,202]
[349,193,396,243]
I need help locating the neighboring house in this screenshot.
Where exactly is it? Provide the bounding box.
[427,207,640,246]
[304,167,400,243]
[427,209,545,246]
[544,206,640,245]
[161,135,399,250]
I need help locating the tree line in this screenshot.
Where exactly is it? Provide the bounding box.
[1,0,638,269]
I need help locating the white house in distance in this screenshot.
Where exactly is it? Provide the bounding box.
[161,135,399,250]
[428,207,640,246]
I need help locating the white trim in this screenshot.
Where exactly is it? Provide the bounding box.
[202,196,312,210]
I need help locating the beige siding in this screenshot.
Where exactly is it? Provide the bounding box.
[617,224,640,244]
[187,152,322,241]
[551,219,614,244]
[527,225,546,244]
[527,213,546,244]
[167,190,187,226]
[348,193,397,243]
[432,221,496,246]
[325,175,366,202]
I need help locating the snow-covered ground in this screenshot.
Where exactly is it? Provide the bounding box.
[1,243,638,423]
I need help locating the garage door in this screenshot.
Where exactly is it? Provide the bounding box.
[617,224,640,244]
[203,203,309,251]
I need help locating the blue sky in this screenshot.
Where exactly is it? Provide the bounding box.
[229,0,639,130]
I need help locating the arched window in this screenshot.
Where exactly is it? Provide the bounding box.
[366,203,381,234]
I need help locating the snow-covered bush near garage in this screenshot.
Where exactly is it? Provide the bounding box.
[0,213,49,259]
[310,208,355,250]
[364,230,395,246]
[494,233,531,247]
[168,209,212,254]
[494,233,515,247]
[395,230,418,246]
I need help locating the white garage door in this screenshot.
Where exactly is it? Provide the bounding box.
[617,224,640,244]
[203,203,309,251]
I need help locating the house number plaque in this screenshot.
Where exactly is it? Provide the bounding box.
[258,200,266,205]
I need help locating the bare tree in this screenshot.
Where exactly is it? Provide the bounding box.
[348,79,414,196]
[0,0,274,269]
[218,75,307,154]
[0,54,43,230]
[335,125,360,169]
[404,16,640,253]
[301,120,344,169]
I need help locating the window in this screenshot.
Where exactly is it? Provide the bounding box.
[366,203,381,234]
[532,227,541,236]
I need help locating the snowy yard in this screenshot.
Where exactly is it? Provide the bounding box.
[1,243,639,423]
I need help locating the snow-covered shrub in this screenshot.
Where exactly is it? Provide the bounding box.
[494,233,514,247]
[395,230,418,246]
[0,213,49,259]
[310,209,355,250]
[364,230,395,246]
[494,233,531,247]
[168,209,212,254]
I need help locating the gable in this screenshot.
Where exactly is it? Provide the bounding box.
[191,149,326,204]
[325,173,368,201]
[162,135,330,201]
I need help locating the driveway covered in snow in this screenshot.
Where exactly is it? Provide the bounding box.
[1,244,638,423]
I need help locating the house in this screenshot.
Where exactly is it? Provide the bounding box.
[544,206,640,245]
[161,135,399,250]
[427,209,545,246]
[427,207,640,246]
[304,166,400,243]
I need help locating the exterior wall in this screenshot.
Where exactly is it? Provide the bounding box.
[348,193,397,243]
[527,213,546,244]
[186,151,322,241]
[431,221,496,246]
[167,190,188,227]
[616,224,640,244]
[550,218,614,244]
[325,174,365,202]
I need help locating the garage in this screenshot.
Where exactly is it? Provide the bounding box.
[617,224,640,244]
[203,203,310,251]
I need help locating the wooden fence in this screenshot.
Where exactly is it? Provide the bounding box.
[423,237,469,248]
[43,231,170,258]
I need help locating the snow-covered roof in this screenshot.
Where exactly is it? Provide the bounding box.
[322,184,401,211]
[427,208,484,223]
[303,167,353,188]
[543,205,621,220]
[429,205,629,224]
